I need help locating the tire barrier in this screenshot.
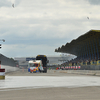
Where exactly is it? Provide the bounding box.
[0,69,5,79]
[60,66,81,70]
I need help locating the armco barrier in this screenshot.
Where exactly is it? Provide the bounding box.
[0,69,5,79]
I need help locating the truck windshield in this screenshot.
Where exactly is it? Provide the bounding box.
[29,63,38,67]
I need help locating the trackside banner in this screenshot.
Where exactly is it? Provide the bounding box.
[0,69,5,75]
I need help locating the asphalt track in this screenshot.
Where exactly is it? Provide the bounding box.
[0,69,100,100]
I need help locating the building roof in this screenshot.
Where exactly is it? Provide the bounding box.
[55,30,100,56]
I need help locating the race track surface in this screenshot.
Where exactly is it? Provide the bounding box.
[0,69,100,100]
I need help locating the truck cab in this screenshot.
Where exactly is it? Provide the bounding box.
[28,60,43,73]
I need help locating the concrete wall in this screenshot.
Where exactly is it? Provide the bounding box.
[81,65,100,70]
[53,69,100,76]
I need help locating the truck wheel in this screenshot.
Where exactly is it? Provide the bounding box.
[39,69,41,73]
[44,70,47,73]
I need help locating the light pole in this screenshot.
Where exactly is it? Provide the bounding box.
[0,39,5,68]
[0,39,5,42]
[0,39,5,48]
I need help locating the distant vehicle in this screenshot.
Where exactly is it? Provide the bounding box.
[36,55,49,73]
[28,60,43,73]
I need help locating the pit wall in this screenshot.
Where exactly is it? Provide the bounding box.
[57,65,100,70]
[56,70,100,76]
[81,65,100,70]
[53,65,100,76]
[1,65,19,73]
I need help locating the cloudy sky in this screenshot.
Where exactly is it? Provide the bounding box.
[0,0,100,58]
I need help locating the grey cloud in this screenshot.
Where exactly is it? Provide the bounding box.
[0,0,20,7]
[15,0,21,6]
[87,0,100,5]
[0,0,11,7]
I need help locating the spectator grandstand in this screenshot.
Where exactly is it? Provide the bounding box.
[55,30,100,70]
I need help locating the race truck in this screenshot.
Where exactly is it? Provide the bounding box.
[36,55,49,73]
[28,60,44,73]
